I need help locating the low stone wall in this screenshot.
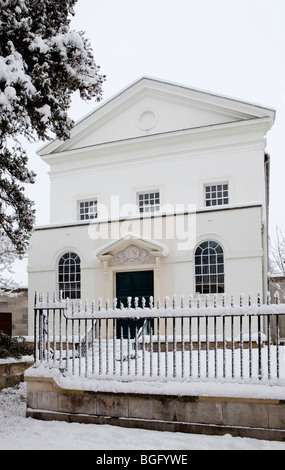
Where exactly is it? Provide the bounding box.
[0,361,34,390]
[25,375,285,442]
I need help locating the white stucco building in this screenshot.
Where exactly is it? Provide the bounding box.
[27,77,275,334]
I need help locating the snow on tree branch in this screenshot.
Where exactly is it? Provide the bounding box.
[0,0,105,256]
[0,0,105,142]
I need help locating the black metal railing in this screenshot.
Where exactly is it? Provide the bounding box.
[33,292,285,384]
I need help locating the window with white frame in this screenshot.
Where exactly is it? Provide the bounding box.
[195,241,224,294]
[58,252,81,300]
[78,200,98,220]
[138,191,160,214]
[205,183,229,207]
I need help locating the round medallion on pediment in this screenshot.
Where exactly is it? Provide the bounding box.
[137,108,158,131]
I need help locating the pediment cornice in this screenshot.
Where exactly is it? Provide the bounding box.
[38,77,275,159]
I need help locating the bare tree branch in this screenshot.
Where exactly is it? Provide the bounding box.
[0,234,21,297]
[269,227,285,297]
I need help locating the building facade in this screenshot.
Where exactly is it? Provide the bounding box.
[27,77,275,334]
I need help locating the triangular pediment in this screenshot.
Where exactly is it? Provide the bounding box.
[38,77,275,157]
[93,232,169,263]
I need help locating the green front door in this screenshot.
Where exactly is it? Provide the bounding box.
[116,270,154,338]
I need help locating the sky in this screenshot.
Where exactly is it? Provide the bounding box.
[15,0,285,284]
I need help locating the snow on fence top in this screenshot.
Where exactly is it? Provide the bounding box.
[34,292,285,320]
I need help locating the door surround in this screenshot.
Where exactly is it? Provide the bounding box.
[93,232,168,301]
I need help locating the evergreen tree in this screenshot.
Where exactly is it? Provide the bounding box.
[0,0,105,255]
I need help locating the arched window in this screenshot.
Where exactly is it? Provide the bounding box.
[195,241,224,294]
[58,252,81,299]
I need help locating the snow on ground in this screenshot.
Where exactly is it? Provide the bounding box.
[0,382,285,450]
